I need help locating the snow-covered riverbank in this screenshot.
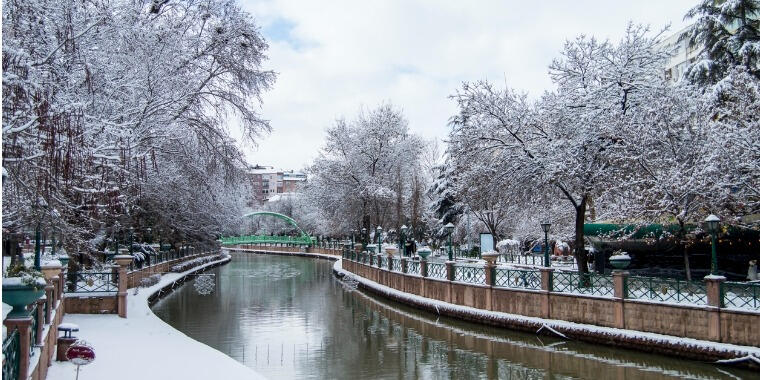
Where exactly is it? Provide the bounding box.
[46,254,265,380]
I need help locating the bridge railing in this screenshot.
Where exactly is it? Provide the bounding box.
[221,235,312,245]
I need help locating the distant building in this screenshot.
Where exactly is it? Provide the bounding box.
[659,25,701,83]
[247,165,306,206]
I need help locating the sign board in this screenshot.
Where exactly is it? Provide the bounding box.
[480,233,494,253]
[66,342,95,365]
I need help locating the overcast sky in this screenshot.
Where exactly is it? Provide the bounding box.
[234,0,696,171]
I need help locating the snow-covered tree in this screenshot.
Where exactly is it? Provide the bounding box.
[684,0,760,84]
[2,0,274,258]
[302,103,425,236]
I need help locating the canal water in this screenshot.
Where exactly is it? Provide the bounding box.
[152,253,754,379]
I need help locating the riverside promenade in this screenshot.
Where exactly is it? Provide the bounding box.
[46,253,264,380]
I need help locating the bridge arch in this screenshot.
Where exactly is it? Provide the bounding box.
[222,211,313,246]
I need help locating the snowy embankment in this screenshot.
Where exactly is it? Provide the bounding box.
[332,260,760,362]
[47,253,265,380]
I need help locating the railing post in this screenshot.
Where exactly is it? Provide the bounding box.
[44,283,54,323]
[4,318,32,380]
[485,262,496,287]
[421,260,428,278]
[612,270,629,329]
[446,261,455,282]
[705,275,726,341]
[388,256,393,271]
[401,258,409,274]
[539,268,554,319]
[114,255,133,318]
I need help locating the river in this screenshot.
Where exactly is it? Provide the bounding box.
[151,253,754,379]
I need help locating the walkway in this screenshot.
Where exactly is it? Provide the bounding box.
[46,254,264,380]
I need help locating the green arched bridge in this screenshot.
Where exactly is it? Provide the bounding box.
[220,211,314,246]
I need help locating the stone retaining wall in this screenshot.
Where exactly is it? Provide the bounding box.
[342,259,760,348]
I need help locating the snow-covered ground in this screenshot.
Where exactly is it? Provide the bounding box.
[46,254,264,380]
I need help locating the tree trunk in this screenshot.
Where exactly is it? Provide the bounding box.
[574,196,589,274]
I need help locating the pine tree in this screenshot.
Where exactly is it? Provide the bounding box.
[684,0,760,84]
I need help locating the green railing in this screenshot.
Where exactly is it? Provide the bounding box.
[453,265,486,284]
[427,262,446,279]
[30,303,39,355]
[66,272,118,293]
[2,328,20,380]
[408,260,421,275]
[391,258,402,272]
[220,235,312,245]
[494,268,542,290]
[626,276,707,305]
[722,281,760,310]
[553,271,614,297]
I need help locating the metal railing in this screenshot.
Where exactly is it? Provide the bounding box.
[427,263,447,279]
[29,303,38,355]
[407,260,421,275]
[453,265,486,284]
[553,271,614,297]
[3,328,20,380]
[722,281,760,310]
[494,268,542,290]
[66,271,118,293]
[391,258,402,272]
[626,276,707,305]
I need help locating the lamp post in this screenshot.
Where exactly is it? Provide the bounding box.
[444,222,455,261]
[400,225,408,257]
[376,226,383,255]
[34,222,42,270]
[146,227,153,245]
[541,221,551,267]
[361,228,367,247]
[350,229,356,251]
[704,214,720,275]
[129,227,134,255]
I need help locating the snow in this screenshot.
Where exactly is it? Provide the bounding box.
[46,254,265,380]
[333,260,760,359]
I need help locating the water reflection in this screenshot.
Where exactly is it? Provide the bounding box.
[151,253,753,379]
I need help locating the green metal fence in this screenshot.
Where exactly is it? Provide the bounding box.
[453,265,486,284]
[553,271,614,297]
[427,262,446,279]
[391,258,402,272]
[220,235,312,245]
[627,276,707,305]
[30,303,39,355]
[722,281,760,310]
[494,268,542,290]
[408,260,421,275]
[66,272,118,293]
[2,328,20,380]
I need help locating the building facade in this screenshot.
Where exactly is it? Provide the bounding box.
[247,165,306,206]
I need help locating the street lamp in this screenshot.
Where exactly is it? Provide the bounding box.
[400,225,408,257]
[444,222,455,261]
[350,229,356,251]
[361,227,367,247]
[704,214,720,275]
[541,221,551,267]
[376,226,383,255]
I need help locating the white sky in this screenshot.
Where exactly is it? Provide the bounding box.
[234,0,696,171]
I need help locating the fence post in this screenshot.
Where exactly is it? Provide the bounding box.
[401,258,408,274]
[539,268,554,319]
[612,270,629,329]
[44,284,54,323]
[421,260,428,278]
[114,255,133,318]
[388,256,393,271]
[705,275,725,341]
[446,261,455,282]
[4,318,32,379]
[485,262,496,287]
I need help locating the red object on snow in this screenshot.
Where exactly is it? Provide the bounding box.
[66,343,95,365]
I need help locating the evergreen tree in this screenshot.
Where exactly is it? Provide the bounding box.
[684,0,760,84]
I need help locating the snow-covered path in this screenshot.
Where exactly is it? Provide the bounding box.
[46,255,265,380]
